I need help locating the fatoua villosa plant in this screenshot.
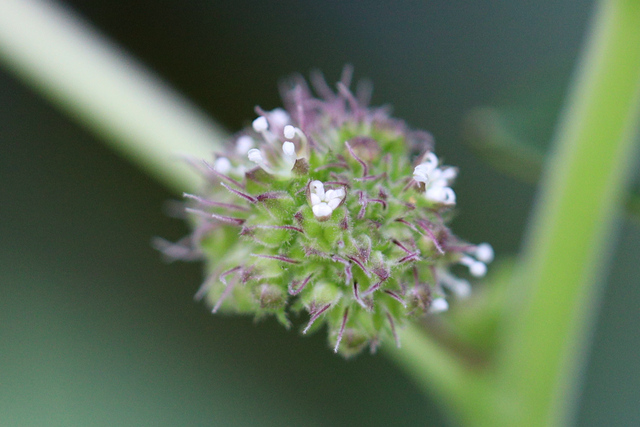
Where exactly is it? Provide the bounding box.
[5,0,639,423]
[157,68,493,357]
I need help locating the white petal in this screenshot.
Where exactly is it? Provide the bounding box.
[310,193,321,206]
[429,168,443,180]
[327,198,342,210]
[442,188,456,204]
[430,178,447,188]
[425,152,439,169]
[440,167,457,181]
[312,203,333,218]
[426,186,456,205]
[413,164,431,183]
[324,189,336,201]
[310,180,325,199]
[414,164,432,175]
[333,188,346,199]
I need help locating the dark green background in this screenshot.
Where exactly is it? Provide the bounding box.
[1,1,638,425]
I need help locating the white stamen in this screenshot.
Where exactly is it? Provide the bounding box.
[236,135,254,155]
[269,108,290,128]
[213,157,232,174]
[439,270,472,298]
[430,298,449,313]
[475,243,494,263]
[283,125,296,139]
[282,141,296,157]
[459,256,475,268]
[459,256,487,277]
[283,124,306,140]
[283,125,308,151]
[247,148,263,164]
[252,116,268,133]
[452,280,472,297]
[469,262,487,277]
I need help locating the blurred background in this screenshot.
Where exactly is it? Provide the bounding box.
[1,0,639,425]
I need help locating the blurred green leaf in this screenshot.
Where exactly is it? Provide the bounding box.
[463,105,640,221]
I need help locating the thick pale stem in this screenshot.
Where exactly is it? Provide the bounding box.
[498,1,640,426]
[0,0,227,194]
[384,324,486,424]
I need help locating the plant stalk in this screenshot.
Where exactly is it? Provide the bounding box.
[497,1,640,426]
[0,0,226,194]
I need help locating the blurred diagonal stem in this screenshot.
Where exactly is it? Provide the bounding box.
[498,0,640,425]
[0,0,225,194]
[1,0,640,427]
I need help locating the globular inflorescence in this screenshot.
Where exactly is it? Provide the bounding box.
[157,68,493,357]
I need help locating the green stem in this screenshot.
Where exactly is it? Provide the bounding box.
[0,0,227,194]
[384,324,483,425]
[498,1,640,426]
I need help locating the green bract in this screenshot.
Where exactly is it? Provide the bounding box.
[158,68,492,357]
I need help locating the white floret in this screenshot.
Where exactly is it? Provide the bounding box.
[309,180,346,220]
[414,152,457,206]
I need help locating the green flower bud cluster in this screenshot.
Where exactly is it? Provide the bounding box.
[158,68,493,357]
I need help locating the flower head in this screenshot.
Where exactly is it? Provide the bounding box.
[157,67,492,357]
